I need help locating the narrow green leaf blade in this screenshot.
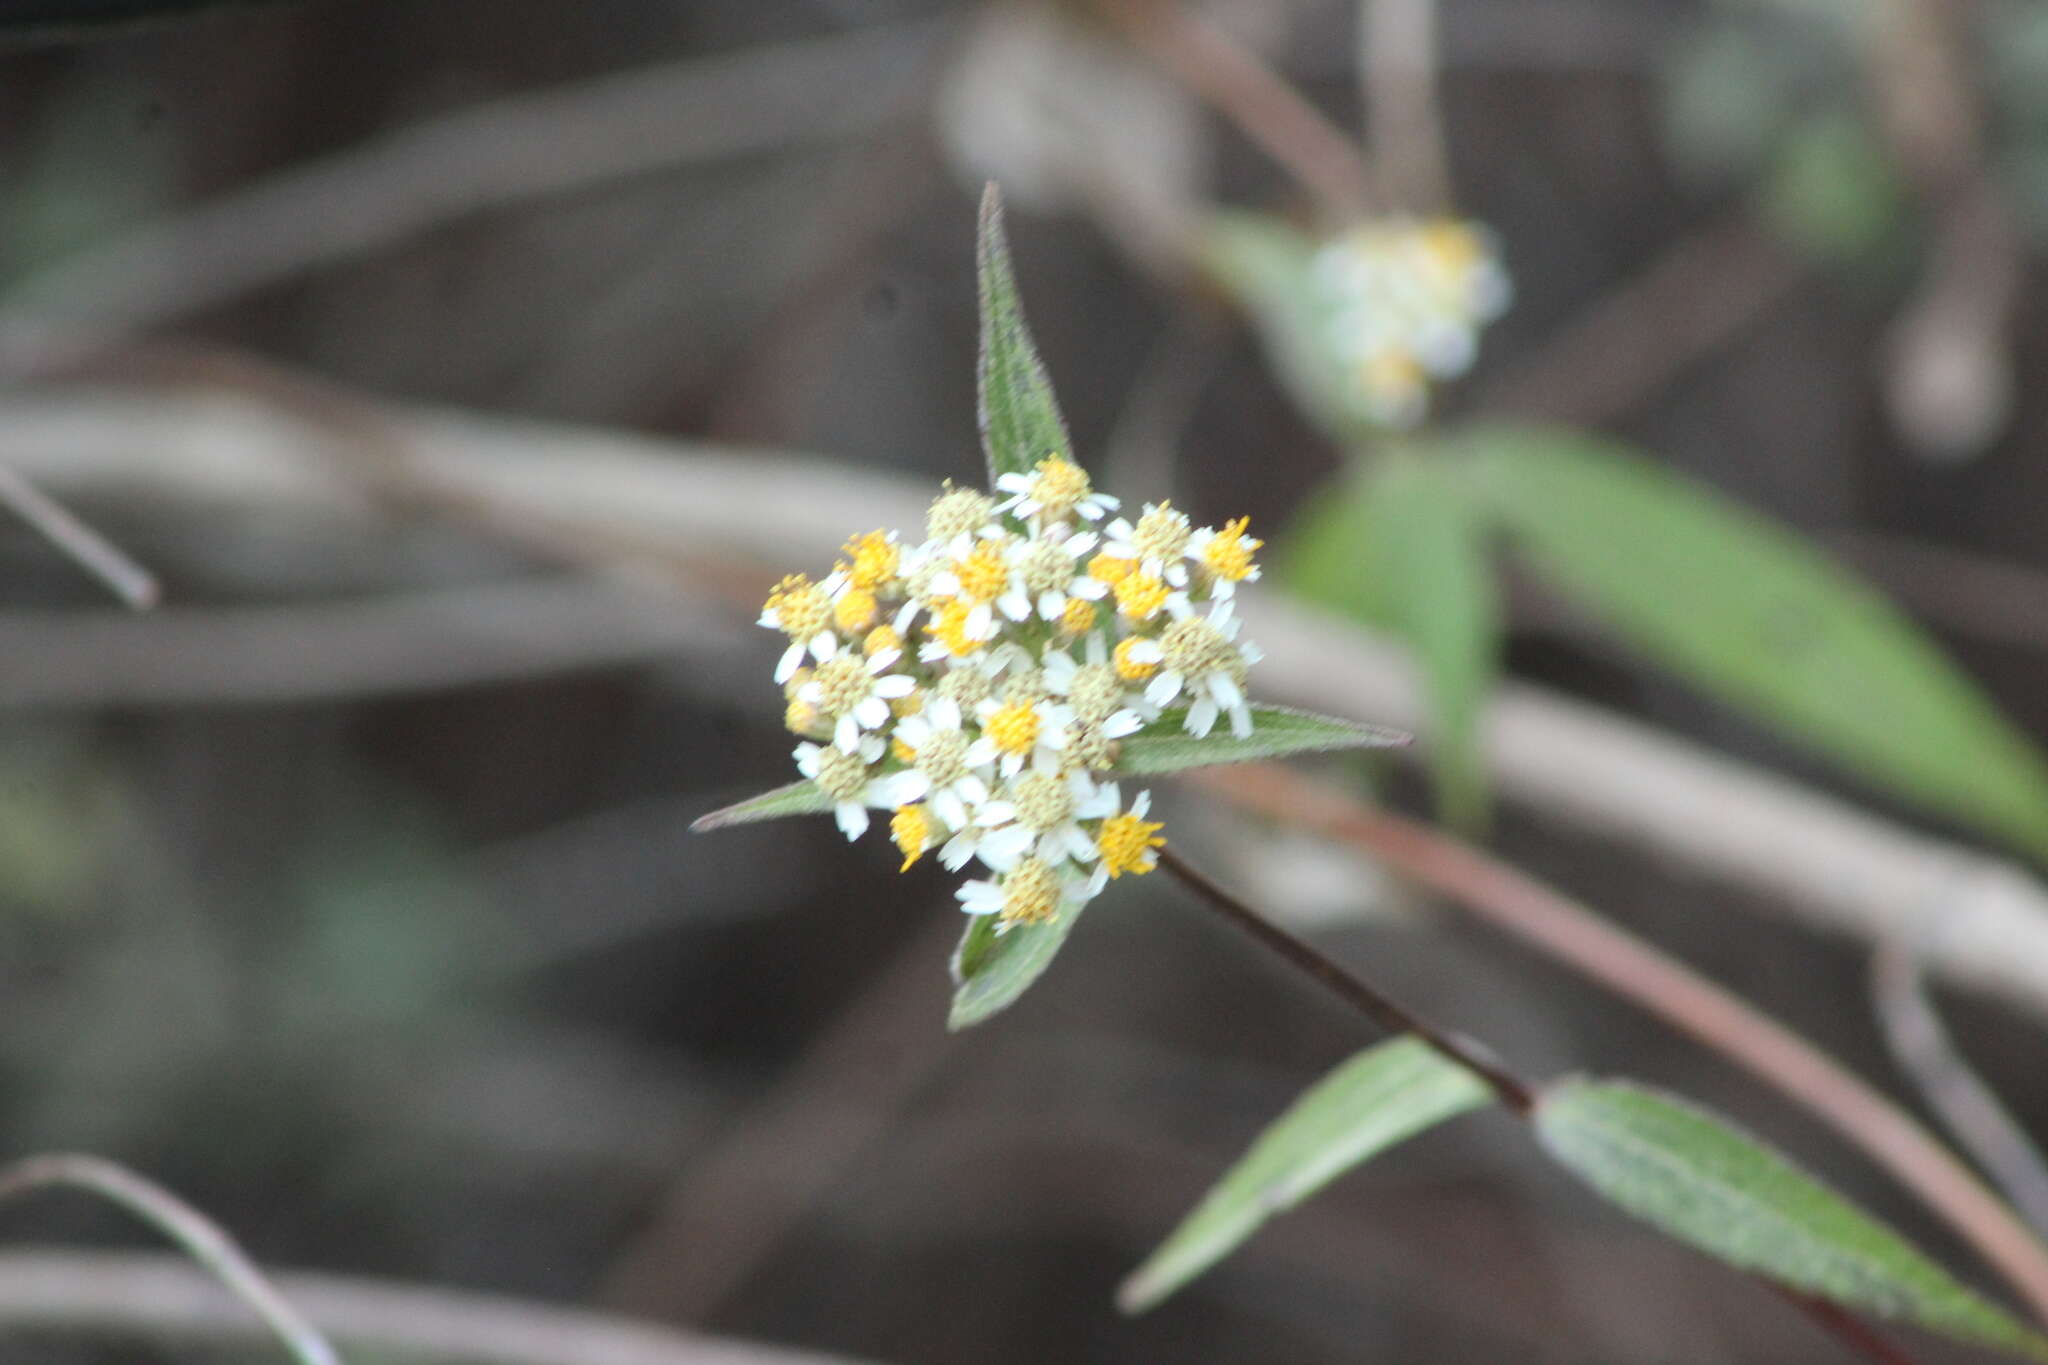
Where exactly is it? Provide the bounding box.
[1113,704,1408,777]
[691,780,831,832]
[1282,451,1499,827]
[977,182,1073,485]
[948,898,1086,1029]
[1470,426,2048,860]
[1121,1037,1493,1312]
[1537,1078,2048,1360]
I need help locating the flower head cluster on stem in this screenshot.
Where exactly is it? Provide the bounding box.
[1311,216,1511,428]
[760,456,1265,931]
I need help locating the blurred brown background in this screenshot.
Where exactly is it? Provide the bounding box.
[2,0,2047,1361]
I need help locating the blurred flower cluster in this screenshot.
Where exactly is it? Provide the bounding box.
[1311,217,1511,427]
[760,457,1265,928]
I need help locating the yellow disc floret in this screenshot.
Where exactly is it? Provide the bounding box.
[813,748,870,802]
[985,700,1041,757]
[843,530,899,589]
[931,598,985,657]
[1058,597,1098,636]
[810,656,875,716]
[891,804,933,871]
[1113,571,1169,621]
[1097,809,1166,878]
[927,481,997,543]
[1132,501,1192,564]
[1114,637,1159,681]
[765,573,831,641]
[954,539,1010,602]
[1087,552,1133,585]
[1027,456,1092,520]
[864,624,903,658]
[999,857,1063,925]
[834,587,878,634]
[1203,516,1262,583]
[1010,772,1075,832]
[786,699,825,736]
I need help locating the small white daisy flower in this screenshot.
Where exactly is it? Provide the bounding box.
[795,738,920,840]
[994,455,1119,525]
[996,527,1105,623]
[1142,601,1261,739]
[967,767,1119,874]
[954,854,1092,930]
[892,697,996,830]
[1101,501,1196,587]
[973,694,1076,778]
[758,573,843,683]
[798,651,919,752]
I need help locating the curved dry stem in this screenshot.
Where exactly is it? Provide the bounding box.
[0,1155,339,1365]
[1187,763,2048,1328]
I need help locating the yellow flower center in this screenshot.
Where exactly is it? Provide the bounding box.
[1361,348,1425,400]
[1000,857,1063,925]
[1011,772,1075,832]
[891,734,917,764]
[1132,501,1191,563]
[1159,616,1242,682]
[785,699,823,736]
[1097,810,1166,878]
[986,700,1041,756]
[1028,456,1091,518]
[927,482,996,542]
[1114,571,1169,621]
[864,624,903,658]
[1087,552,1134,585]
[1068,663,1124,723]
[1114,637,1158,682]
[814,748,869,802]
[1203,517,1262,583]
[954,540,1010,602]
[931,599,984,657]
[843,530,899,589]
[891,804,932,871]
[765,573,831,641]
[834,587,878,634]
[810,656,874,715]
[1058,597,1098,636]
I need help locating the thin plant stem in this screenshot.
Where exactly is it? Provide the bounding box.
[1872,936,2048,1237]
[1157,846,1534,1113]
[0,463,159,609]
[1157,847,1924,1364]
[1101,0,1373,223]
[0,1155,341,1365]
[1361,0,1452,213]
[1186,762,2048,1328]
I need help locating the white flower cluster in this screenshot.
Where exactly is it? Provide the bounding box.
[759,456,1267,930]
[1311,216,1511,429]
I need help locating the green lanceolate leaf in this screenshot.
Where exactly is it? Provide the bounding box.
[1121,1037,1494,1313]
[1113,704,1408,778]
[1468,425,2048,861]
[1537,1079,2048,1360]
[690,780,832,832]
[1283,450,1499,828]
[948,896,1086,1029]
[1201,213,1380,445]
[976,182,1073,486]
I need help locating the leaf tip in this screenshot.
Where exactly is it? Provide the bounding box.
[1114,1272,1164,1316]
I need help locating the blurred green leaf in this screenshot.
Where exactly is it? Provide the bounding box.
[1121,1037,1493,1312]
[1114,704,1408,776]
[948,899,1084,1029]
[1202,214,1379,445]
[1538,1079,2048,1359]
[1659,18,1814,188]
[1759,110,1904,265]
[691,780,831,832]
[1467,425,2048,860]
[976,182,1073,486]
[1283,452,1498,827]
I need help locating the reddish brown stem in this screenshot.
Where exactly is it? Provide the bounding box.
[1186,763,2048,1328]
